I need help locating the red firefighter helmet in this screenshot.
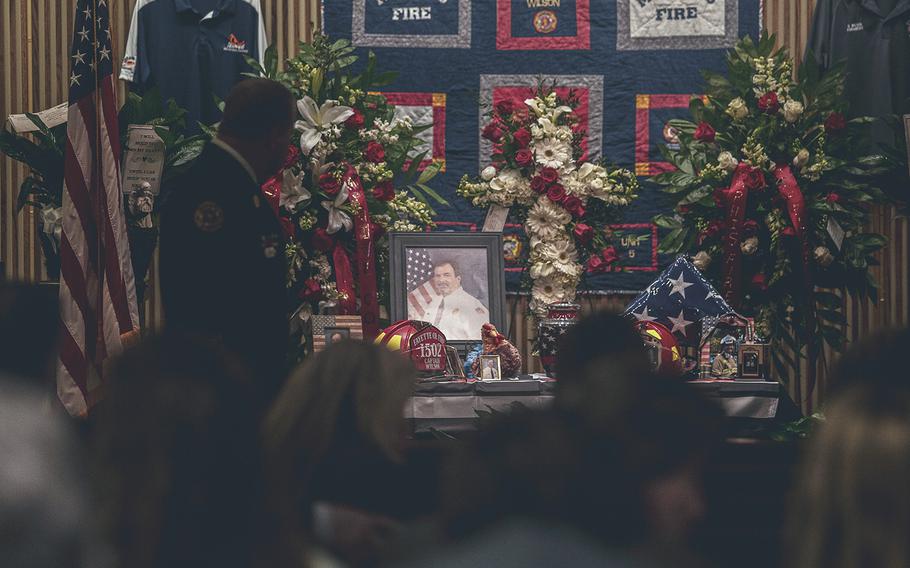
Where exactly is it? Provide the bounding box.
[374,320,447,373]
[636,321,683,376]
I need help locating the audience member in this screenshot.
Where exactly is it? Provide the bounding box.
[553,311,652,426]
[787,329,910,568]
[0,380,94,567]
[429,342,722,567]
[262,340,417,566]
[92,333,262,568]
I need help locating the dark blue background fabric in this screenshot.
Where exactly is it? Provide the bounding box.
[324,1,761,292]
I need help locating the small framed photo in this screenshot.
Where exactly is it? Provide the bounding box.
[312,315,363,352]
[738,342,766,379]
[389,232,507,350]
[478,354,502,381]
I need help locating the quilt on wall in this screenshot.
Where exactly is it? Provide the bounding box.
[323,0,762,293]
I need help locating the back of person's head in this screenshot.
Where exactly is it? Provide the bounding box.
[261,340,416,562]
[218,78,295,141]
[0,282,58,386]
[440,409,645,546]
[93,333,259,568]
[828,327,910,394]
[789,383,910,568]
[0,381,91,567]
[554,311,651,415]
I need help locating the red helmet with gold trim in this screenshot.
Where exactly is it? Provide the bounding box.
[374,320,447,373]
[636,321,683,376]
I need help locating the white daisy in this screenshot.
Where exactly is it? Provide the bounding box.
[533,138,572,169]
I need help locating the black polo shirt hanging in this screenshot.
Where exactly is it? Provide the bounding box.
[120,0,267,129]
[806,0,910,145]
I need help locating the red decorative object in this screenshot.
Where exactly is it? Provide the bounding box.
[637,321,683,376]
[375,320,447,373]
[471,323,522,378]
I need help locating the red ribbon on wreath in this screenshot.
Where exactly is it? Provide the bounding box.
[720,164,752,307]
[772,164,811,294]
[334,165,380,340]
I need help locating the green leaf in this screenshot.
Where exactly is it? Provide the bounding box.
[417,162,441,185]
[416,183,449,205]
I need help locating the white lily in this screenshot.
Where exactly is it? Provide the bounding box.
[321,183,352,234]
[280,169,311,213]
[295,96,354,155]
[524,98,545,116]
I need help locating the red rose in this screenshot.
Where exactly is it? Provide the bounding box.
[372,180,395,202]
[694,122,716,142]
[530,176,548,194]
[482,121,504,142]
[495,99,515,116]
[587,255,605,273]
[345,109,365,129]
[515,148,534,167]
[678,204,691,215]
[563,195,585,217]
[743,219,759,236]
[573,223,594,245]
[319,172,341,196]
[826,192,841,204]
[299,278,323,301]
[751,273,768,291]
[547,183,567,203]
[539,167,559,184]
[781,226,797,238]
[364,141,385,163]
[602,246,619,265]
[825,112,846,132]
[282,145,301,169]
[737,164,767,191]
[513,127,531,148]
[311,228,334,252]
[757,91,780,114]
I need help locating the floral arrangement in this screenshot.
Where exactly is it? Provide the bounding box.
[457,87,638,317]
[251,35,443,335]
[652,34,890,383]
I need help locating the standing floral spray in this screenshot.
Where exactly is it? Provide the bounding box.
[249,35,444,337]
[457,87,638,318]
[652,34,891,388]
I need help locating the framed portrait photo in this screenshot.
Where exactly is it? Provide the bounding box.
[389,232,506,349]
[478,354,502,381]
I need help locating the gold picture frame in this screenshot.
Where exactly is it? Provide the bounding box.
[478,354,502,381]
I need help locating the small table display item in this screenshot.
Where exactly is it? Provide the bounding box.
[637,321,683,376]
[738,341,768,379]
[470,322,522,378]
[312,315,364,352]
[478,354,502,381]
[537,302,580,378]
[699,313,768,380]
[375,320,447,377]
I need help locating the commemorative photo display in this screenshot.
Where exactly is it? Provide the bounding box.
[389,233,506,344]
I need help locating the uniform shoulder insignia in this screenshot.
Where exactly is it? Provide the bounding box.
[194,201,224,232]
[452,308,460,314]
[475,307,486,314]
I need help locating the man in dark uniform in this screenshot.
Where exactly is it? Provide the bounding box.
[160,78,295,406]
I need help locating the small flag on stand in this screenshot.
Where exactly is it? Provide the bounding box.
[57,0,140,416]
[623,256,732,345]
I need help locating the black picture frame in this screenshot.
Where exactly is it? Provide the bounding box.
[389,232,507,352]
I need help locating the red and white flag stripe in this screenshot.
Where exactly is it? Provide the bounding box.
[58,3,139,416]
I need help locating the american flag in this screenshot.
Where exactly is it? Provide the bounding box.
[57,0,139,417]
[623,256,732,345]
[406,248,438,319]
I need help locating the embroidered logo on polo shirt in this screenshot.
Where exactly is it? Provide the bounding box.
[846,22,864,32]
[224,34,249,54]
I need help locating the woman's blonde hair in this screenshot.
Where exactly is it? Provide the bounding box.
[260,340,416,564]
[789,384,910,568]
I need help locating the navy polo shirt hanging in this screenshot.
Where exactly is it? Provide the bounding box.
[120,0,267,130]
[807,0,910,145]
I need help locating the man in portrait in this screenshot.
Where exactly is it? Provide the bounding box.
[412,259,489,341]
